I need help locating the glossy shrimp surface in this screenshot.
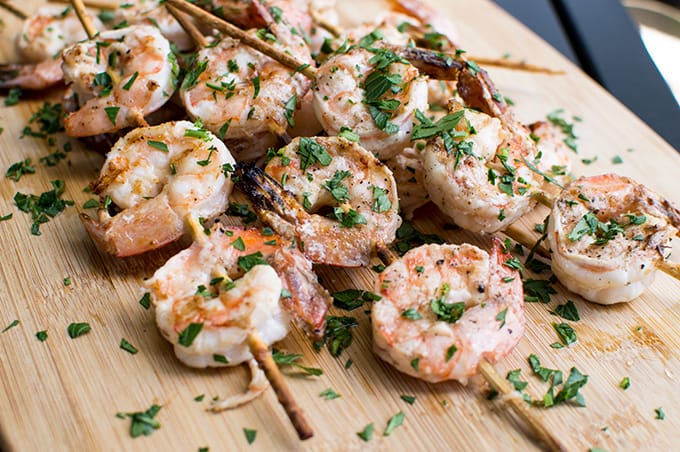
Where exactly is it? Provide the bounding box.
[147,224,331,340]
[313,45,428,160]
[180,4,312,161]
[112,0,194,51]
[62,25,178,137]
[422,101,542,233]
[547,174,680,304]
[385,145,429,219]
[372,238,525,383]
[239,136,401,266]
[17,6,103,63]
[81,121,235,257]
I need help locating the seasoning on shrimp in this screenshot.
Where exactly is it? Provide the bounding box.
[372,238,525,383]
[80,120,236,257]
[547,174,680,304]
[61,25,178,137]
[237,136,401,267]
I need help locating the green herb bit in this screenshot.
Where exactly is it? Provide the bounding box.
[332,289,381,311]
[503,256,523,271]
[181,58,208,90]
[120,338,138,354]
[528,354,563,384]
[371,186,392,213]
[330,207,367,228]
[554,367,588,406]
[178,322,203,347]
[401,308,422,320]
[496,307,508,329]
[213,354,229,364]
[147,140,168,152]
[400,395,416,405]
[284,94,296,127]
[506,369,528,391]
[271,349,323,376]
[297,137,332,170]
[553,322,577,346]
[552,300,580,321]
[611,155,623,164]
[6,158,36,181]
[431,293,465,324]
[231,236,246,251]
[2,319,20,333]
[226,202,257,224]
[445,344,457,362]
[547,108,579,152]
[655,407,665,420]
[22,102,65,138]
[357,422,374,442]
[383,411,405,436]
[67,322,91,338]
[410,357,420,371]
[392,219,443,255]
[338,126,360,142]
[523,278,556,304]
[322,170,352,202]
[619,376,630,390]
[319,388,340,400]
[82,199,100,209]
[550,342,564,349]
[4,87,22,106]
[243,428,257,444]
[120,404,162,438]
[63,276,71,286]
[237,251,269,272]
[139,292,151,310]
[568,211,599,241]
[313,316,359,357]
[194,394,205,402]
[36,330,48,341]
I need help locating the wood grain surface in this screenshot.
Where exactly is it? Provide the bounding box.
[1,0,680,451]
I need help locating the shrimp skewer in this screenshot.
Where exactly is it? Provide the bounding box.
[146,220,320,438]
[505,174,680,304]
[374,240,566,452]
[80,121,236,257]
[234,136,401,267]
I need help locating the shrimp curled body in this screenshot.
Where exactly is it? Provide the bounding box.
[81,121,235,257]
[548,174,680,304]
[372,238,525,383]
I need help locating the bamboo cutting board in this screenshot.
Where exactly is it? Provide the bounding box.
[1,0,680,450]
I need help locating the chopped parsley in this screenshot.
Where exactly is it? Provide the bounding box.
[14,180,74,235]
[313,316,358,357]
[177,322,203,347]
[226,203,257,224]
[119,404,162,438]
[237,251,269,272]
[319,388,340,400]
[551,300,580,321]
[67,322,91,338]
[120,338,138,354]
[547,109,579,152]
[147,140,168,152]
[357,423,374,442]
[392,220,443,255]
[383,411,405,436]
[401,308,422,320]
[2,319,20,333]
[411,110,473,168]
[271,349,323,376]
[139,293,151,310]
[6,158,36,181]
[553,322,577,346]
[655,407,665,420]
[297,137,332,170]
[430,284,465,323]
[496,307,508,329]
[506,369,529,391]
[332,289,381,311]
[4,87,22,106]
[284,94,296,127]
[36,330,48,341]
[619,376,630,390]
[330,207,367,228]
[243,428,257,444]
[104,106,119,126]
[322,170,351,202]
[371,186,392,213]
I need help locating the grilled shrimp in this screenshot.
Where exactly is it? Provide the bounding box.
[422,100,543,233]
[62,25,178,137]
[0,6,103,90]
[145,229,288,411]
[547,174,680,304]
[372,238,525,383]
[111,0,194,51]
[81,121,235,257]
[236,136,401,267]
[385,146,429,219]
[180,1,312,161]
[312,45,428,159]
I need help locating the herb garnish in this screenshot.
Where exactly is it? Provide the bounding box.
[271,349,323,376]
[243,428,257,444]
[553,322,577,346]
[119,404,162,438]
[323,170,352,202]
[383,411,405,436]
[297,137,332,170]
[2,320,19,333]
[319,388,340,400]
[67,322,91,338]
[6,158,36,181]
[36,330,48,341]
[313,316,359,357]
[357,423,374,441]
[552,300,580,321]
[14,180,74,235]
[332,289,381,311]
[619,376,630,390]
[178,322,203,347]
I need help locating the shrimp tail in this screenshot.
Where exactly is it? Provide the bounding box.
[0,59,64,90]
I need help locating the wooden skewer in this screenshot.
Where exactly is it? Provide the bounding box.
[376,243,566,452]
[166,3,209,48]
[308,5,342,38]
[70,0,98,39]
[165,0,318,79]
[186,218,313,440]
[247,332,314,440]
[0,0,27,20]
[471,57,565,75]
[49,0,118,9]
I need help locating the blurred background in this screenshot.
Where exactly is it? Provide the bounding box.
[494,0,680,150]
